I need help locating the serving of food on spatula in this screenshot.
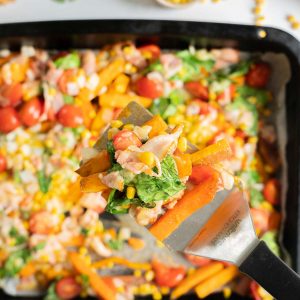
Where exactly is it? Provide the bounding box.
[76,102,300,300]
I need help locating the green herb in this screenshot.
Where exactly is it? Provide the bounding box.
[54,52,80,70]
[33,242,46,251]
[107,140,116,164]
[236,85,269,108]
[149,98,177,120]
[135,155,185,203]
[250,189,265,208]
[107,239,124,251]
[37,170,52,194]
[81,228,89,236]
[0,249,31,277]
[142,60,163,74]
[106,189,132,214]
[212,60,251,81]
[13,170,21,184]
[63,94,75,104]
[108,163,123,173]
[45,282,60,300]
[9,227,27,245]
[239,170,261,187]
[80,274,90,289]
[71,126,84,138]
[261,231,280,256]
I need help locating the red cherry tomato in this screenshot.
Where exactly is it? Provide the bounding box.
[189,165,215,185]
[18,98,43,127]
[250,281,261,300]
[55,277,81,300]
[58,69,75,94]
[136,77,163,99]
[250,208,269,233]
[185,81,209,100]
[0,107,20,133]
[57,104,84,128]
[0,154,7,173]
[197,100,210,115]
[113,130,142,151]
[0,83,23,107]
[184,254,211,267]
[138,44,161,60]
[246,62,271,88]
[29,210,54,235]
[263,179,280,205]
[152,259,186,288]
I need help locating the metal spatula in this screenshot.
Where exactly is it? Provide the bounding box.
[94,102,300,299]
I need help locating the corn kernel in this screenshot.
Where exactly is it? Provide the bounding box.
[111,120,123,129]
[145,270,155,281]
[248,137,258,144]
[253,6,262,15]
[153,292,162,300]
[177,137,187,152]
[134,269,142,277]
[260,201,274,212]
[160,287,170,295]
[123,124,134,131]
[107,128,119,140]
[79,247,88,256]
[138,152,155,167]
[223,287,232,299]
[84,256,92,265]
[292,22,300,29]
[287,15,296,22]
[126,186,136,200]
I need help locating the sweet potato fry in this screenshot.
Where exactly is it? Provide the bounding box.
[173,152,192,178]
[144,115,168,138]
[99,93,152,108]
[80,173,108,193]
[76,150,111,177]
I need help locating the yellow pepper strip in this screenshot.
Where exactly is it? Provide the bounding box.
[76,150,111,177]
[96,58,125,93]
[93,256,151,271]
[194,266,239,299]
[70,252,117,300]
[173,152,192,178]
[127,237,145,250]
[191,139,232,166]
[80,173,109,193]
[99,92,152,109]
[110,73,130,94]
[143,115,168,138]
[170,262,224,299]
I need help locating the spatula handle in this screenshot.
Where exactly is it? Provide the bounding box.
[239,240,300,299]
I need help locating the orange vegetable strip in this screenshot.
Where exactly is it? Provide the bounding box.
[46,268,72,280]
[149,171,219,241]
[93,256,151,271]
[19,262,36,277]
[173,152,192,178]
[191,139,232,166]
[194,266,239,299]
[99,93,152,108]
[91,107,114,132]
[110,74,130,94]
[144,115,168,138]
[76,150,111,177]
[170,262,224,300]
[96,58,125,92]
[61,235,85,247]
[70,252,116,300]
[127,237,145,250]
[80,173,109,193]
[64,177,82,203]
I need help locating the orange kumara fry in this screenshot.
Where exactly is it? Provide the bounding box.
[127,237,145,250]
[80,173,109,193]
[191,139,232,166]
[76,150,111,177]
[144,115,168,138]
[173,152,192,178]
[110,73,130,94]
[19,262,36,277]
[149,169,219,241]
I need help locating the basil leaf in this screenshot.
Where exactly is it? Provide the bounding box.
[45,282,60,300]
[149,98,177,120]
[37,170,52,194]
[236,85,269,108]
[63,94,74,104]
[54,52,80,69]
[142,60,163,74]
[107,239,124,250]
[106,189,131,214]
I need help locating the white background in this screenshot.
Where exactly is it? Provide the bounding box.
[0,0,299,41]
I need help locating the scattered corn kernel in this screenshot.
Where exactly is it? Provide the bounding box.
[138,151,155,167]
[287,15,295,22]
[107,128,119,140]
[126,186,136,199]
[145,270,155,281]
[160,287,170,295]
[111,120,123,129]
[123,124,134,131]
[292,22,300,29]
[177,136,188,152]
[79,247,88,256]
[134,269,142,277]
[223,287,232,299]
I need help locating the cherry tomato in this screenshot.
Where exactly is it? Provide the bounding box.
[189,165,215,185]
[196,100,210,115]
[18,98,43,127]
[263,179,280,205]
[184,254,211,267]
[57,104,84,128]
[250,208,269,233]
[185,82,209,100]
[0,154,7,173]
[250,281,261,300]
[246,62,271,88]
[113,130,142,151]
[0,83,23,107]
[0,107,20,133]
[58,69,75,94]
[152,259,186,288]
[138,44,161,60]
[136,77,163,99]
[216,84,236,103]
[55,277,81,300]
[29,210,54,234]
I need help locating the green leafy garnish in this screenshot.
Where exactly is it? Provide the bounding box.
[33,242,46,251]
[54,52,80,69]
[261,231,280,256]
[37,170,52,194]
[108,163,123,173]
[212,60,251,81]
[106,189,132,214]
[107,239,124,251]
[45,282,60,300]
[142,60,163,74]
[150,98,176,120]
[107,140,116,164]
[9,227,27,245]
[63,94,75,104]
[250,189,265,208]
[239,170,261,188]
[81,228,89,236]
[135,155,185,203]
[236,85,269,108]
[13,170,21,184]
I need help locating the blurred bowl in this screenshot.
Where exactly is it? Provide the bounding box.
[155,0,196,9]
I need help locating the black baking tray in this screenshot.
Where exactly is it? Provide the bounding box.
[0,20,299,300]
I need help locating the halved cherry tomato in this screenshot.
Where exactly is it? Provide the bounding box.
[250,208,269,233]
[18,98,43,127]
[185,82,209,100]
[246,62,271,88]
[29,210,54,234]
[136,77,163,99]
[189,165,215,185]
[58,69,76,94]
[0,154,7,173]
[55,277,81,300]
[184,254,211,267]
[57,104,84,128]
[0,107,20,133]
[113,130,142,151]
[196,100,210,115]
[216,84,236,103]
[250,281,261,300]
[152,259,186,288]
[138,44,161,60]
[263,179,280,205]
[0,83,23,107]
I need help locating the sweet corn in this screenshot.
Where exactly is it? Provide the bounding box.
[145,270,155,281]
[134,269,142,277]
[139,152,155,167]
[126,186,136,199]
[160,287,170,295]
[79,247,88,256]
[107,128,119,140]
[292,22,300,29]
[123,124,134,131]
[287,15,296,22]
[177,136,187,152]
[111,120,123,129]
[153,292,162,300]
[223,287,232,299]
